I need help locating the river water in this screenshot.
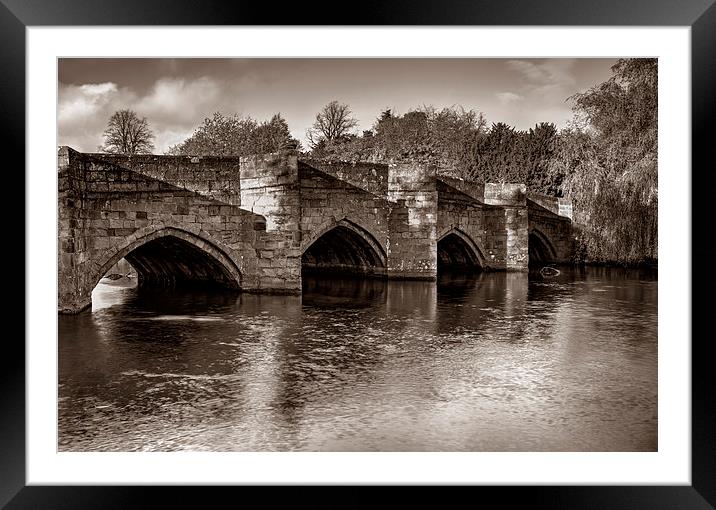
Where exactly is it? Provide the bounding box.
[58,267,657,452]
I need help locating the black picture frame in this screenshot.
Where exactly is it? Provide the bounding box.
[6,0,713,507]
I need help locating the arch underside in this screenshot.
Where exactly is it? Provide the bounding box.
[302,225,386,277]
[94,229,241,294]
[437,232,483,273]
[529,230,558,266]
[125,235,239,289]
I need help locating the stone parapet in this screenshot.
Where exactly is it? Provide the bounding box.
[484,182,527,206]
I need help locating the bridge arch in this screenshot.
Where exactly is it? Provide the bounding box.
[89,226,242,295]
[301,218,387,276]
[528,227,558,265]
[436,227,486,271]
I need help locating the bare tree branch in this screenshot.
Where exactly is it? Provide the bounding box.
[100,109,155,155]
[306,100,358,149]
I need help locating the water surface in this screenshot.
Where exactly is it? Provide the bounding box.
[58,268,657,451]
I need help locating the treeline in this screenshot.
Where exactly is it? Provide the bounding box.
[166,112,299,157]
[119,58,655,265]
[311,110,562,196]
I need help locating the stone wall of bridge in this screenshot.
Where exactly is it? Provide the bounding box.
[386,163,438,278]
[484,183,529,270]
[58,146,575,313]
[435,179,492,269]
[527,194,575,264]
[58,147,289,313]
[299,159,389,196]
[80,152,243,205]
[298,162,391,275]
[238,152,303,289]
[245,158,443,280]
[434,179,532,271]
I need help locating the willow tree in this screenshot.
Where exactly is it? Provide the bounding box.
[551,58,658,264]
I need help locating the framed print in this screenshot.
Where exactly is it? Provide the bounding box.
[7,0,713,507]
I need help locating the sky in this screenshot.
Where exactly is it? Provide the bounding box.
[58,58,617,154]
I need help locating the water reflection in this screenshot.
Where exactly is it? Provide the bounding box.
[59,267,657,452]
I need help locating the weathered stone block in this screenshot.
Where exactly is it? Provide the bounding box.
[484,183,526,206]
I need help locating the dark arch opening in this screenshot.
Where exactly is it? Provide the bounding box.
[94,232,241,297]
[528,231,556,267]
[437,232,482,273]
[302,225,386,277]
[125,235,240,289]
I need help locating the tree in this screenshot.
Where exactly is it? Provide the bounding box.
[306,101,359,148]
[464,122,529,184]
[526,122,560,195]
[100,109,154,155]
[378,108,393,122]
[549,58,658,264]
[167,112,299,157]
[423,105,487,172]
[253,114,300,152]
[373,109,430,158]
[308,105,488,172]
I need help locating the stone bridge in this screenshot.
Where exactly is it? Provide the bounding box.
[58,146,574,313]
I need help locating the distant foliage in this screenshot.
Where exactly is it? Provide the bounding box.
[99,109,154,155]
[309,106,560,195]
[168,112,299,157]
[549,58,658,264]
[310,106,490,173]
[462,122,560,195]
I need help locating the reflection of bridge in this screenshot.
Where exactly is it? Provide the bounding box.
[58,146,574,313]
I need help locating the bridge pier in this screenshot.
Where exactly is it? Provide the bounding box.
[484,183,529,271]
[58,147,94,313]
[386,162,438,280]
[239,151,302,292]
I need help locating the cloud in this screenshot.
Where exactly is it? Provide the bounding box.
[59,82,124,125]
[496,92,523,105]
[505,59,577,97]
[136,77,222,124]
[58,82,136,152]
[58,77,233,153]
[153,127,197,153]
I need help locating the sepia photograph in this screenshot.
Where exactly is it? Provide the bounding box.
[56,56,658,453]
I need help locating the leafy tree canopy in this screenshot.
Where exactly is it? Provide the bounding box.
[168,112,299,157]
[550,58,658,264]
